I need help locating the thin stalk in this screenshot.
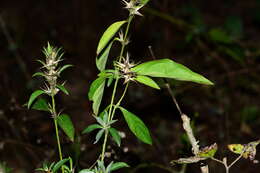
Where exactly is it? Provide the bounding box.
[111,83,129,120]
[100,15,133,162]
[228,154,243,169]
[51,95,64,173]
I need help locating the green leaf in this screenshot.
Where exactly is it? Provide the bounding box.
[57,84,69,95]
[96,21,126,55]
[78,169,94,173]
[96,41,114,71]
[109,128,121,147]
[82,124,102,134]
[94,129,105,144]
[208,28,233,44]
[32,72,45,78]
[57,114,75,142]
[131,59,213,85]
[31,98,49,112]
[58,64,73,75]
[119,107,152,145]
[28,90,46,109]
[110,162,130,172]
[88,76,106,115]
[88,77,106,101]
[134,75,160,89]
[197,143,218,158]
[92,79,106,115]
[52,158,70,173]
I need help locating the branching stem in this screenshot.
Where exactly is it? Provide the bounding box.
[100,15,133,162]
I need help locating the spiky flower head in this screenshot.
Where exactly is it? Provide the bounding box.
[122,0,144,16]
[34,43,72,96]
[115,53,137,84]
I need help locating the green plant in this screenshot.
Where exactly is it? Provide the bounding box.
[26,1,259,173]
[82,0,213,172]
[27,43,75,173]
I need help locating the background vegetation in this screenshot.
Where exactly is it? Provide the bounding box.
[0,0,260,172]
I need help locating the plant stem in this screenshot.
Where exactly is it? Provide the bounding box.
[100,15,133,162]
[111,82,129,120]
[228,154,243,169]
[51,95,64,173]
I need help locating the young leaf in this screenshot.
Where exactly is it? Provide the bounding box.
[94,129,105,144]
[57,114,75,142]
[97,21,126,55]
[134,75,160,89]
[57,84,69,95]
[31,98,49,112]
[28,90,46,109]
[88,77,106,101]
[82,124,102,134]
[96,41,114,71]
[52,158,70,173]
[32,72,45,78]
[58,64,73,75]
[131,59,213,85]
[119,107,152,145]
[92,79,106,115]
[109,128,121,147]
[110,162,130,172]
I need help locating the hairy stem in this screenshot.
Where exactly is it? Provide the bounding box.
[100,15,133,162]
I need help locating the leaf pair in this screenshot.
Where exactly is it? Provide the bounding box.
[83,107,152,145]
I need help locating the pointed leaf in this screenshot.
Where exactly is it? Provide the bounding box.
[92,79,106,115]
[109,128,121,147]
[110,162,130,172]
[88,77,106,101]
[119,107,152,145]
[32,72,45,78]
[31,98,49,112]
[82,124,102,134]
[57,84,69,95]
[96,41,114,71]
[57,114,75,142]
[97,21,126,55]
[134,75,160,89]
[131,59,213,85]
[94,129,105,144]
[28,90,46,109]
[52,158,70,173]
[58,64,73,75]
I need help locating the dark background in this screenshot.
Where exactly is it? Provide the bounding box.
[1,0,260,172]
